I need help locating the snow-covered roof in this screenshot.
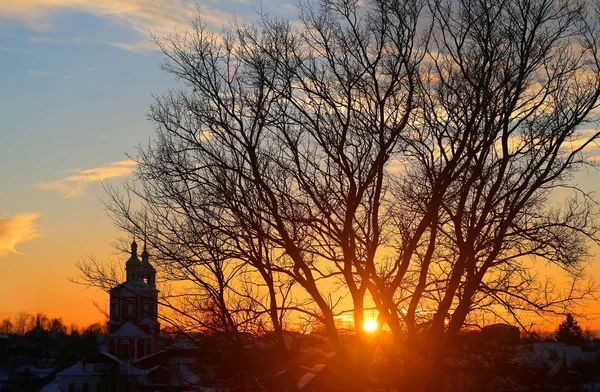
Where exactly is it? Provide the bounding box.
[15,365,55,378]
[109,322,149,338]
[99,351,148,376]
[39,379,60,392]
[132,350,169,365]
[139,317,159,326]
[532,342,571,354]
[109,280,158,295]
[170,332,203,349]
[58,362,106,377]
[529,342,592,368]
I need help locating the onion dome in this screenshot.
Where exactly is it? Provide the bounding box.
[141,238,156,272]
[126,239,142,268]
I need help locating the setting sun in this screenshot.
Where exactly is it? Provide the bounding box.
[363,319,377,331]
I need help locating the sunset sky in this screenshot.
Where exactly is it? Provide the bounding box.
[0,0,297,328]
[2,0,600,331]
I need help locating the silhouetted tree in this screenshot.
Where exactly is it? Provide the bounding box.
[80,0,600,389]
[0,317,12,334]
[556,314,585,346]
[83,322,105,335]
[48,317,67,334]
[13,312,34,335]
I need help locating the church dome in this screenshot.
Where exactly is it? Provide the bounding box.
[126,240,142,269]
[142,258,156,271]
[141,240,156,272]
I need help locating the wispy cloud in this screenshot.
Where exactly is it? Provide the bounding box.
[0,213,40,257]
[107,39,157,54]
[0,0,234,52]
[63,75,75,79]
[27,69,51,77]
[28,35,83,45]
[585,154,600,161]
[38,159,136,198]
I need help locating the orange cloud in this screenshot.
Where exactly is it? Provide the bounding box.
[0,213,40,257]
[0,0,233,51]
[38,160,136,198]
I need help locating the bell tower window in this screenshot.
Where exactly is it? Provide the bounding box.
[111,302,119,319]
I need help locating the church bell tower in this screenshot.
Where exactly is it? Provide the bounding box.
[106,238,159,360]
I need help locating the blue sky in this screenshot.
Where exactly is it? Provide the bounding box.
[0,0,293,325]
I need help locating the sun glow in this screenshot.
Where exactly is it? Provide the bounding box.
[363,319,377,331]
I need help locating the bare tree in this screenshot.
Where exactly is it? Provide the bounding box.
[0,315,13,335]
[381,0,600,386]
[79,0,600,389]
[13,312,34,335]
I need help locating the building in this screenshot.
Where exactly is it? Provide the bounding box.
[53,352,152,392]
[481,323,520,343]
[529,342,597,368]
[106,240,160,361]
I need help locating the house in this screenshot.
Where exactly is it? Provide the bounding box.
[530,342,597,368]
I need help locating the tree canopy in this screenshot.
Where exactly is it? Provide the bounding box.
[81,0,600,388]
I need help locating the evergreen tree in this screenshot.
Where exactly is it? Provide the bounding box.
[556,314,585,346]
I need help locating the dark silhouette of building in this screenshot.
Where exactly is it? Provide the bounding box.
[106,239,160,360]
[481,323,520,344]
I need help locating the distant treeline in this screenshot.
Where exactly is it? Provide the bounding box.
[0,311,104,336]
